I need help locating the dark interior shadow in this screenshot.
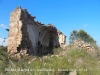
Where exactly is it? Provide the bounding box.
[37,25,60,57]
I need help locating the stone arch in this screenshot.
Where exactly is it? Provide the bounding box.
[40,27,60,48]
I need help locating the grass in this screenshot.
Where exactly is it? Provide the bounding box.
[0,45,100,75]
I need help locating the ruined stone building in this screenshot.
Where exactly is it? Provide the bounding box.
[8,7,66,56]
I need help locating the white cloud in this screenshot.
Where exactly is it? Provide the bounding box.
[83,24,88,27]
[0,38,8,46]
[0,24,8,29]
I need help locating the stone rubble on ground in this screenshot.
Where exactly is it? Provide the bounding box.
[72,39,95,52]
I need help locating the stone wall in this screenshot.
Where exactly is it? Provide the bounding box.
[72,39,95,52]
[8,7,66,56]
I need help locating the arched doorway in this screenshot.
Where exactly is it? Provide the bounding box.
[49,37,53,48]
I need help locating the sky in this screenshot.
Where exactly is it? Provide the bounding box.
[0,0,100,46]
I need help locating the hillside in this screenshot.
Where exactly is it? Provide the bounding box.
[0,43,100,75]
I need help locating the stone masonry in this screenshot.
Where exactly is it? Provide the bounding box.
[72,39,95,52]
[8,7,66,56]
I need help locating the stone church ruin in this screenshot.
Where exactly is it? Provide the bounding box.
[8,7,66,56]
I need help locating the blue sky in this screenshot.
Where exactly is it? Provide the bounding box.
[0,0,100,46]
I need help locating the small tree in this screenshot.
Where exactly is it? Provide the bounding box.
[69,29,96,44]
[69,30,78,43]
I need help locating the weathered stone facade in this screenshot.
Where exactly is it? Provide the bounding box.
[8,7,66,56]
